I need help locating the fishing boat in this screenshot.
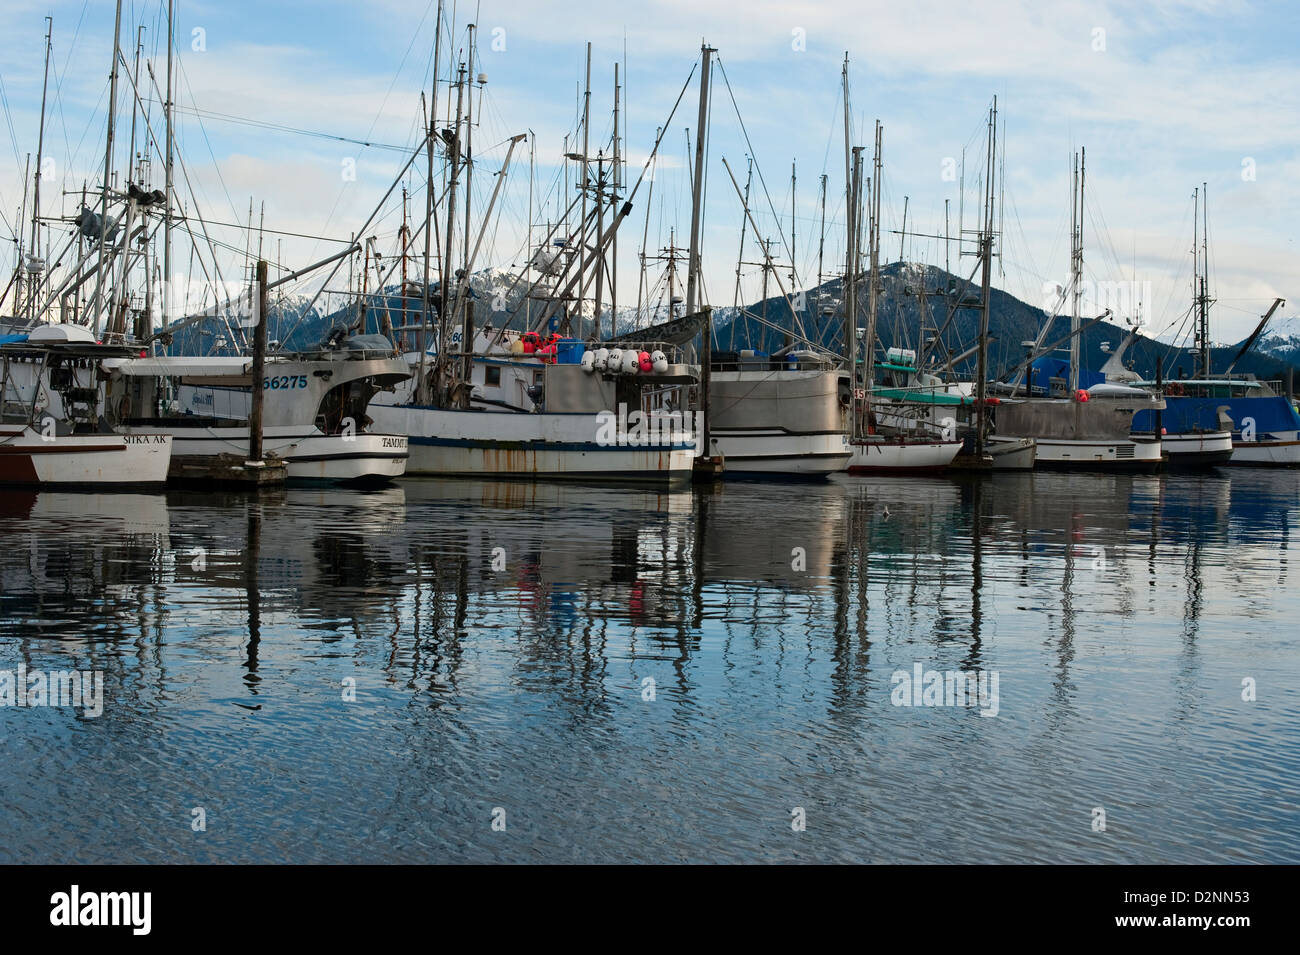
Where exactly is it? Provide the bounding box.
[991,148,1165,471]
[101,333,411,483]
[1132,376,1299,466]
[833,119,959,475]
[0,324,172,487]
[1097,325,1233,468]
[993,388,1165,471]
[370,324,699,485]
[986,435,1037,469]
[845,435,961,473]
[706,349,851,477]
[1128,187,1293,467]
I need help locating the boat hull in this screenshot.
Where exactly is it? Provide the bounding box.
[1134,396,1300,467]
[846,437,962,473]
[710,429,851,477]
[283,434,409,483]
[0,428,172,487]
[987,436,1037,470]
[1138,430,1234,468]
[119,426,407,483]
[1226,437,1300,466]
[708,367,851,478]
[994,394,1166,472]
[1028,436,1164,472]
[370,405,696,485]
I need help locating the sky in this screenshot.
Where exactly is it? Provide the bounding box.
[0,0,1297,348]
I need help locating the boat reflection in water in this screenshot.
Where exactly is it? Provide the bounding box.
[1,469,1297,863]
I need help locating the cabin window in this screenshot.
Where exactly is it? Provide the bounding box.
[485,366,501,386]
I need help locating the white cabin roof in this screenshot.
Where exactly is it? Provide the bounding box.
[103,356,252,377]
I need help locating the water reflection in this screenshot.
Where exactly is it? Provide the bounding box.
[1,469,1297,862]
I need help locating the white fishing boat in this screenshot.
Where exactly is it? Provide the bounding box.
[0,425,171,487]
[1135,377,1300,466]
[990,150,1165,472]
[706,352,851,477]
[100,334,411,483]
[1125,188,1292,469]
[1152,426,1236,466]
[992,388,1165,471]
[0,326,172,487]
[847,351,968,473]
[986,435,1037,469]
[846,434,962,473]
[369,327,699,485]
[1098,326,1234,468]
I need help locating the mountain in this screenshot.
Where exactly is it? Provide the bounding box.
[713,260,1300,386]
[1255,315,1300,369]
[167,259,1299,389]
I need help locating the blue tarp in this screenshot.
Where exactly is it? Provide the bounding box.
[1133,395,1300,437]
[1029,355,1103,393]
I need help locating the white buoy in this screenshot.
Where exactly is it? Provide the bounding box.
[580,351,596,373]
[621,350,639,374]
[651,350,668,374]
[607,349,624,373]
[594,348,609,371]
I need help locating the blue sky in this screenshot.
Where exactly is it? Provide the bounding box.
[1,0,1297,345]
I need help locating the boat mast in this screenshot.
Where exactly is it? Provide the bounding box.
[789,160,797,292]
[612,63,620,330]
[463,24,476,286]
[416,0,443,403]
[1195,182,1213,377]
[975,99,997,457]
[865,123,882,428]
[846,148,862,438]
[684,43,713,314]
[730,155,753,344]
[1068,147,1084,393]
[841,55,856,422]
[526,131,534,327]
[437,60,465,400]
[944,198,950,275]
[578,42,591,325]
[163,0,175,344]
[817,173,827,294]
[127,26,144,183]
[899,196,908,263]
[399,186,410,292]
[594,153,606,332]
[636,126,660,321]
[91,0,125,338]
[27,17,53,322]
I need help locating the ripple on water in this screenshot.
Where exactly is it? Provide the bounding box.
[0,472,1298,862]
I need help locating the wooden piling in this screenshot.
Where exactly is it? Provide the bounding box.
[249,259,268,464]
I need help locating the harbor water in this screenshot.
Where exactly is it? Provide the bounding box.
[1,471,1297,863]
